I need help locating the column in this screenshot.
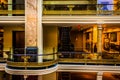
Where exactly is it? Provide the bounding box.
[38,76,42,80]
[37,0,43,62]
[25,0,37,47]
[97,24,103,58]
[97,72,103,80]
[8,0,12,16]
[25,0,43,62]
[25,0,38,62]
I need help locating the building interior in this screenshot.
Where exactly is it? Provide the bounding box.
[0,0,120,80]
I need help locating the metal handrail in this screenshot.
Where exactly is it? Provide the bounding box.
[0,4,24,15]
[43,4,120,15]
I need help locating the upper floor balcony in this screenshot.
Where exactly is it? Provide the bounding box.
[43,1,120,16]
[0,3,24,16]
[0,1,120,17]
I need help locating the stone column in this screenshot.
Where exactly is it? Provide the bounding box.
[97,72,103,80]
[97,24,103,58]
[25,0,43,62]
[25,0,38,47]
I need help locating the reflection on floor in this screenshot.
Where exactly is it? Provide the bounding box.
[103,73,120,80]
[71,72,97,80]
[58,72,97,80]
[58,72,120,80]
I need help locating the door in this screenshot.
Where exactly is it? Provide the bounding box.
[12,31,25,61]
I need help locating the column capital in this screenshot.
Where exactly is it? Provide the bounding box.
[97,24,103,30]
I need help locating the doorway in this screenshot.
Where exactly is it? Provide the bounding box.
[12,31,25,61]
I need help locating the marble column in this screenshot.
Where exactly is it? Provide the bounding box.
[38,76,42,80]
[25,0,43,62]
[25,0,38,47]
[97,72,103,80]
[97,24,103,58]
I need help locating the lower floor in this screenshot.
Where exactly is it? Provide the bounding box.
[1,71,120,80]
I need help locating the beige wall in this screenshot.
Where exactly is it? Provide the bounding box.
[43,26,58,54]
[42,72,57,80]
[3,26,24,58]
[3,26,24,51]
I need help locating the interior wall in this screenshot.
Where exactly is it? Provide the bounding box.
[43,26,58,54]
[3,26,24,58]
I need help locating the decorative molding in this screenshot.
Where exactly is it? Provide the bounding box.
[42,16,120,24]
[5,65,58,75]
[58,64,120,73]
[0,63,6,71]
[7,60,58,68]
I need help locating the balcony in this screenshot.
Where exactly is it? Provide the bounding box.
[0,4,24,16]
[2,48,119,69]
[43,4,120,15]
[4,47,58,75]
[6,48,58,69]
[58,51,120,66]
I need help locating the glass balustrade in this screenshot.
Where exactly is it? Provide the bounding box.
[0,4,24,16]
[0,47,119,69]
[6,48,58,69]
[43,4,120,15]
[58,50,120,65]
[0,3,119,16]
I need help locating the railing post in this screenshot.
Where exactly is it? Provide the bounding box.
[43,5,46,15]
[8,0,12,16]
[10,47,13,61]
[67,5,74,15]
[97,4,103,15]
[21,55,30,69]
